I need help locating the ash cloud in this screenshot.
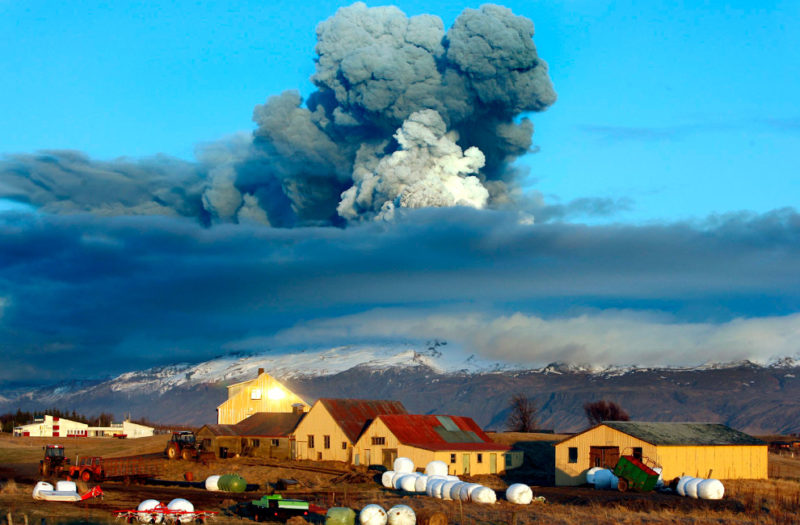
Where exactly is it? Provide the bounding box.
[0,2,555,226]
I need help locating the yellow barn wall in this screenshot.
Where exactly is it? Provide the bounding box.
[217,373,308,424]
[556,425,769,486]
[656,445,768,481]
[555,426,655,486]
[354,418,507,475]
[292,401,355,462]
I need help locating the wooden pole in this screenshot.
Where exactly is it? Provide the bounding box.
[6,512,13,525]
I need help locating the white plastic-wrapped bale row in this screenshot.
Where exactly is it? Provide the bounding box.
[359,505,415,525]
[676,476,724,500]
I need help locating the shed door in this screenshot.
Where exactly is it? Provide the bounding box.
[462,454,470,475]
[490,453,497,474]
[590,446,620,468]
[382,449,397,468]
[365,449,371,466]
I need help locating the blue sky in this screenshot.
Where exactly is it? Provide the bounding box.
[2,0,798,221]
[0,1,799,385]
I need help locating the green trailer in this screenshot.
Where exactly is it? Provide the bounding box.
[612,455,661,492]
[250,495,313,522]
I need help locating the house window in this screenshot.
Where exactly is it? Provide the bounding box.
[371,437,385,445]
[450,454,456,463]
[250,389,262,400]
[308,435,315,449]
[568,447,578,463]
[271,439,280,447]
[342,441,347,450]
[477,453,483,463]
[324,435,331,449]
[251,439,260,447]
[633,447,643,460]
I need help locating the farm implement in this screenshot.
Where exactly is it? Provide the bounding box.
[245,495,326,523]
[113,502,217,524]
[67,456,160,483]
[613,454,661,492]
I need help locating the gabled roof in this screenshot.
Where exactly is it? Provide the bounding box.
[378,414,511,452]
[600,421,765,446]
[201,412,304,438]
[317,398,408,443]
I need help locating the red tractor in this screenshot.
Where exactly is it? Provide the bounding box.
[39,444,70,477]
[165,431,201,460]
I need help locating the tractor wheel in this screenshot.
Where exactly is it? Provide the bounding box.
[617,478,629,492]
[81,470,93,483]
[181,448,193,461]
[167,444,180,460]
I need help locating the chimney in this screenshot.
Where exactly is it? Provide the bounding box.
[292,403,306,415]
[257,367,264,376]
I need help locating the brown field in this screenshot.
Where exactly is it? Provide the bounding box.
[2,433,800,525]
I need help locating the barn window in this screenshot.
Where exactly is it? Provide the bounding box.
[271,439,280,447]
[372,437,385,445]
[477,453,483,463]
[450,454,456,463]
[308,435,315,448]
[342,441,347,450]
[251,439,260,447]
[633,447,642,460]
[568,447,578,463]
[324,435,331,449]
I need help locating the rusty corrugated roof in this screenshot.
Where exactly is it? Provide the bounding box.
[378,414,511,452]
[318,398,408,443]
[200,412,304,438]
[234,412,305,437]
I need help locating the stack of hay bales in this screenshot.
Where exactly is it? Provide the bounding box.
[675,476,724,499]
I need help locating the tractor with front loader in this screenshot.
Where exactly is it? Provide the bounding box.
[164,430,202,460]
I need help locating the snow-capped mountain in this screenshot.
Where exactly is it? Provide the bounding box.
[3,342,800,434]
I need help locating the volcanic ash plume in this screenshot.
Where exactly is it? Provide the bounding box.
[0,3,556,227]
[204,1,556,226]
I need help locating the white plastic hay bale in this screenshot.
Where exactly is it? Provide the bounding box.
[585,467,602,485]
[381,471,396,488]
[359,504,388,525]
[449,482,467,501]
[167,499,194,523]
[394,457,415,474]
[414,475,429,493]
[425,478,439,497]
[505,484,533,504]
[205,475,221,491]
[675,475,692,496]
[440,480,460,501]
[458,483,478,501]
[472,486,497,504]
[609,474,619,491]
[399,474,419,492]
[56,480,77,492]
[391,471,408,489]
[425,461,448,477]
[428,478,446,498]
[137,499,164,524]
[685,478,703,499]
[653,467,664,488]
[697,479,724,500]
[592,469,612,490]
[387,505,416,525]
[32,481,53,499]
[467,484,485,500]
[446,475,460,481]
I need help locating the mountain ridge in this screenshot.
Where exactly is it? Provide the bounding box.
[3,344,800,434]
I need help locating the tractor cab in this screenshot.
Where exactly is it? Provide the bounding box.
[44,444,65,458]
[172,431,196,444]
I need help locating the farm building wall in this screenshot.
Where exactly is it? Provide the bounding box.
[13,415,89,437]
[292,401,354,462]
[217,372,308,424]
[353,418,508,475]
[656,445,768,480]
[555,424,768,486]
[555,426,657,486]
[196,429,293,460]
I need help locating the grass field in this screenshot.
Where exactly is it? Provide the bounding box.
[2,433,800,524]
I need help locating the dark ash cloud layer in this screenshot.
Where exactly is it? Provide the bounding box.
[0,208,798,384]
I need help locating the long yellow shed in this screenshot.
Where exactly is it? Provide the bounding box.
[555,421,767,486]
